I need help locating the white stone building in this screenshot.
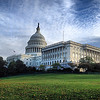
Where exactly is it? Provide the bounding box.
[42,41,100,66]
[7,24,100,67]
[25,23,47,57]
[7,54,32,66]
[7,23,47,67]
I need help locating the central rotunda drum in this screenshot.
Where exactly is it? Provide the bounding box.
[25,23,47,56]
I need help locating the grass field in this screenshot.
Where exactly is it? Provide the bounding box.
[0,74,100,100]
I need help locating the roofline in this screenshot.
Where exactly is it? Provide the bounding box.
[42,40,100,50]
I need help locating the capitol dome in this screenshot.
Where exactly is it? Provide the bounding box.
[25,23,47,56]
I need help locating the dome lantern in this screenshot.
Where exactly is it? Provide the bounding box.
[36,23,40,33]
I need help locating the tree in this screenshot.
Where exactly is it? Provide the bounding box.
[78,63,91,69]
[39,65,45,71]
[0,66,7,77]
[79,56,95,72]
[8,61,16,75]
[8,60,27,75]
[0,56,6,67]
[73,68,79,73]
[68,63,77,68]
[63,68,73,72]
[15,60,27,73]
[52,63,61,69]
[79,56,94,64]
[90,63,100,72]
[0,56,7,77]
[26,66,36,73]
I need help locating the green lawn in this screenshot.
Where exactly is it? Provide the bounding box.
[0,74,100,100]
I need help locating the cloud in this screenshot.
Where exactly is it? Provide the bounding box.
[80,36,100,48]
[72,0,100,27]
[0,34,29,59]
[0,0,100,59]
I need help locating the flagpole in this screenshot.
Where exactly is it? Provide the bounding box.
[62,31,64,64]
[63,31,64,42]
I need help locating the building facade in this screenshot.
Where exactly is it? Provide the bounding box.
[7,54,32,66]
[7,23,47,67]
[42,41,100,66]
[7,24,100,67]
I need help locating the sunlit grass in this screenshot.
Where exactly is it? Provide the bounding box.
[0,74,100,100]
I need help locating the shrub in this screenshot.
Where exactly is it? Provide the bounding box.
[63,68,73,72]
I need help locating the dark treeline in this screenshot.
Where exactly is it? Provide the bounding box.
[0,56,36,77]
[79,63,100,72]
[0,56,79,77]
[78,56,100,72]
[0,56,100,77]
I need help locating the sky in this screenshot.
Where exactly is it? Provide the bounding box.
[0,0,100,59]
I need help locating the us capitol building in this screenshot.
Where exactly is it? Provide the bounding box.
[7,23,100,68]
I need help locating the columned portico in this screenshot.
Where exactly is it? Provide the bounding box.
[42,41,100,66]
